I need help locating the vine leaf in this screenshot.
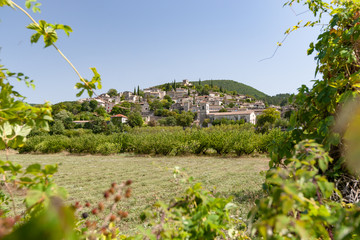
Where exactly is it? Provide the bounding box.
[27,20,72,48]
[75,67,102,97]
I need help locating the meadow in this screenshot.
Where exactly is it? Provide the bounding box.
[1,152,268,234]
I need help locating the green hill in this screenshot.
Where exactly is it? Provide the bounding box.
[155,79,291,105]
[192,79,269,99]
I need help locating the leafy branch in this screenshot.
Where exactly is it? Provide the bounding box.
[1,0,102,97]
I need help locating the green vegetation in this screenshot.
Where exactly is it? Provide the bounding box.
[194,80,268,99]
[20,125,286,156]
[157,79,291,105]
[255,108,284,133]
[249,1,360,239]
[107,88,118,97]
[263,93,291,106]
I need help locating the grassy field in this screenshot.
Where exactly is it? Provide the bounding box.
[0,152,268,234]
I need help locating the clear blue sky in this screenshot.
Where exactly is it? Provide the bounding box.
[0,1,322,104]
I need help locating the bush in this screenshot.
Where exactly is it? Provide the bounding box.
[67,134,101,154]
[28,128,49,137]
[207,127,234,154]
[21,125,275,156]
[188,130,209,154]
[34,135,69,153]
[18,135,46,153]
[233,130,258,156]
[131,133,153,154]
[63,128,92,137]
[152,133,175,155]
[50,120,65,135]
[257,128,289,154]
[95,142,119,155]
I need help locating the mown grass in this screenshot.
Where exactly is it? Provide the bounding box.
[0,152,268,234]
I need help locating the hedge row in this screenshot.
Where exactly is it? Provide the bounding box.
[20,125,289,156]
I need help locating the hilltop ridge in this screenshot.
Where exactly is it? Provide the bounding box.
[190,80,268,99]
[153,79,289,105]
[154,79,268,98]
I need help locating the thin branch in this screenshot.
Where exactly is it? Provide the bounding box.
[51,44,85,84]
[10,1,96,96]
[10,1,37,24]
[290,6,310,16]
[259,23,328,62]
[258,34,290,62]
[2,174,16,216]
[25,196,45,213]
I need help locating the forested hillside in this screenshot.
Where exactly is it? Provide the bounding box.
[192,79,268,99]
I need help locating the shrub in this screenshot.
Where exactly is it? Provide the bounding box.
[95,142,119,155]
[50,120,65,135]
[233,130,258,156]
[63,128,92,137]
[34,135,69,153]
[21,125,274,156]
[188,130,209,154]
[257,128,290,154]
[67,134,101,154]
[207,127,234,154]
[131,133,153,154]
[18,136,47,153]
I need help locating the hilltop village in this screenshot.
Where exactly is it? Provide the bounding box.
[78,80,288,126]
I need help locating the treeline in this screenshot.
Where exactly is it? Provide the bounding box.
[157,79,256,97]
[156,79,291,106]
[262,93,292,106]
[20,125,288,156]
[195,79,267,99]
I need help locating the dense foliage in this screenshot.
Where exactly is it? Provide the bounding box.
[157,79,291,105]
[20,125,285,156]
[248,1,360,239]
[192,80,268,99]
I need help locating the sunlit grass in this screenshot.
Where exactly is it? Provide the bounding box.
[1,152,268,234]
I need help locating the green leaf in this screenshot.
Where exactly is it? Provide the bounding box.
[43,30,58,48]
[32,2,41,13]
[0,0,13,7]
[26,164,41,174]
[307,42,315,55]
[317,179,334,198]
[1,121,13,136]
[318,158,327,172]
[43,164,58,175]
[13,124,32,137]
[30,33,41,44]
[25,0,36,9]
[26,23,40,30]
[75,89,84,97]
[25,189,45,208]
[20,177,33,183]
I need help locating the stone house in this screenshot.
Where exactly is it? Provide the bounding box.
[110,114,128,123]
[207,110,256,124]
[143,88,166,99]
[182,79,192,87]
